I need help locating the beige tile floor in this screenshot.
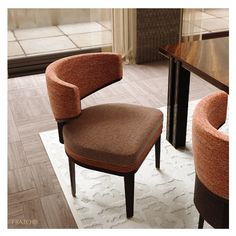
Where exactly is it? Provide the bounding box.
[182,8,228,36]
[69,30,112,48]
[8,21,112,59]
[14,26,63,40]
[193,18,228,32]
[8,8,228,59]
[20,36,77,55]
[8,41,25,57]
[57,22,108,35]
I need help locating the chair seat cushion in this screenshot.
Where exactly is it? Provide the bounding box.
[63,103,163,173]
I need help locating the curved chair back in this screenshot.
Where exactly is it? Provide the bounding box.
[45,53,123,121]
[45,52,163,219]
[192,91,229,199]
[192,91,229,228]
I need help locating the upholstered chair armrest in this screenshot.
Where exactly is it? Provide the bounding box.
[46,70,81,121]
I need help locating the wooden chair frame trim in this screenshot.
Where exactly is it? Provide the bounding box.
[194,174,229,228]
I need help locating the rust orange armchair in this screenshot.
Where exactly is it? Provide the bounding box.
[192,91,229,228]
[45,53,163,218]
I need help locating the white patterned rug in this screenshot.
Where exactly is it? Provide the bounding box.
[40,100,228,229]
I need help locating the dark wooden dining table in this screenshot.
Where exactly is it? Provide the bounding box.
[159,37,229,148]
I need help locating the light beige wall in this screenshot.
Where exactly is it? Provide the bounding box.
[8,9,91,30]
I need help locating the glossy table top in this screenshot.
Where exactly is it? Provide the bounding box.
[159,37,229,92]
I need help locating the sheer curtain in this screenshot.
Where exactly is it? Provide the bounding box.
[182,9,203,41]
[112,9,137,64]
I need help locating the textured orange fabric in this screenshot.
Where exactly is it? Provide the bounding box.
[192,91,228,199]
[45,52,163,175]
[46,53,123,121]
[63,103,163,173]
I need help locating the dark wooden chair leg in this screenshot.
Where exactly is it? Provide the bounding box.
[198,214,204,228]
[155,136,161,169]
[124,173,135,218]
[68,157,76,197]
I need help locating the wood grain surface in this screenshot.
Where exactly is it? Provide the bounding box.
[159,37,229,92]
